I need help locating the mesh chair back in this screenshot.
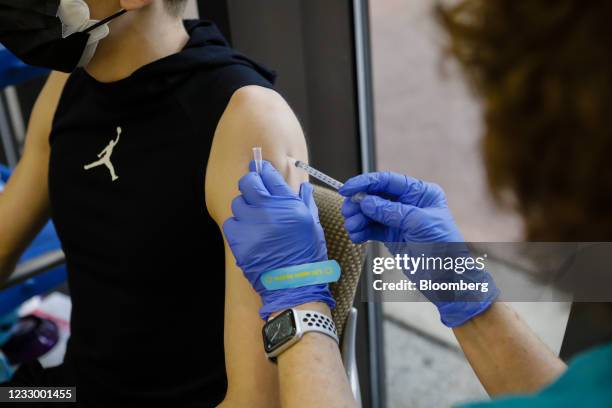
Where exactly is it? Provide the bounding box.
[313,185,364,339]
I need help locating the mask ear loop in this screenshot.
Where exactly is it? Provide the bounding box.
[82,8,127,34]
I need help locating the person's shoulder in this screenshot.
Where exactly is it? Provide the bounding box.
[226,85,285,119]
[220,85,301,145]
[206,84,307,223]
[44,71,71,97]
[30,71,70,138]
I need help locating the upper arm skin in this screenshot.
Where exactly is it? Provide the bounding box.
[0,72,69,280]
[206,86,308,407]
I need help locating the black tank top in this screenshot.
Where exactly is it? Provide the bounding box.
[47,20,275,407]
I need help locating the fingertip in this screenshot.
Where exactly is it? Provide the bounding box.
[299,181,314,196]
[343,216,356,233]
[260,160,277,173]
[259,160,294,197]
[338,185,350,196]
[339,175,367,196]
[344,213,369,233]
[299,182,316,208]
[238,171,260,192]
[359,194,379,216]
[221,216,237,236]
[361,194,378,204]
[341,199,362,218]
[348,231,368,244]
[250,159,277,174]
[230,195,245,216]
[238,171,270,205]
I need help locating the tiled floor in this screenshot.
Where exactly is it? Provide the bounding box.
[383,319,486,408]
[369,1,571,407]
[382,300,570,407]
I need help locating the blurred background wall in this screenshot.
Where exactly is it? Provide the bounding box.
[369,1,571,406]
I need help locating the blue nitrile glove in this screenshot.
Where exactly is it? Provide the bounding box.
[340,172,463,244]
[223,160,336,320]
[339,172,499,327]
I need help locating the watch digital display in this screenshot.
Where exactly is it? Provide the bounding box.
[263,309,297,353]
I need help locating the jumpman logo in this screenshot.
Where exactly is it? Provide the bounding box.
[84,127,122,181]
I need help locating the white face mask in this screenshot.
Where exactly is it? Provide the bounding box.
[57,0,112,68]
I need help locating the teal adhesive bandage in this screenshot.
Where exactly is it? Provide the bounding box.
[261,260,341,291]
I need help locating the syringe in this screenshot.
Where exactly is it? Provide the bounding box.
[291,158,365,203]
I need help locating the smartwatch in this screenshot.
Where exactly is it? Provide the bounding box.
[262,308,339,360]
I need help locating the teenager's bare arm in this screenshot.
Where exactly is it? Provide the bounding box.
[275,303,356,408]
[0,72,68,281]
[453,302,567,396]
[206,86,308,407]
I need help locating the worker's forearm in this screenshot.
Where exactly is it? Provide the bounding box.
[453,302,566,396]
[276,303,356,408]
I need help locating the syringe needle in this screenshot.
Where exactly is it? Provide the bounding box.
[290,157,365,203]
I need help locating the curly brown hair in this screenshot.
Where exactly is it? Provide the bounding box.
[437,1,612,241]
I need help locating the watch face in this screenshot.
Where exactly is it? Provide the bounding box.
[263,309,297,353]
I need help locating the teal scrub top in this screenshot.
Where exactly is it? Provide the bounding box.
[459,343,612,407]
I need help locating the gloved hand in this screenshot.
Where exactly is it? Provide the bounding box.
[223,160,336,320]
[340,172,463,244]
[339,172,498,327]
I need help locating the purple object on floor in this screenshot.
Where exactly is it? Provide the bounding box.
[2,316,59,365]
